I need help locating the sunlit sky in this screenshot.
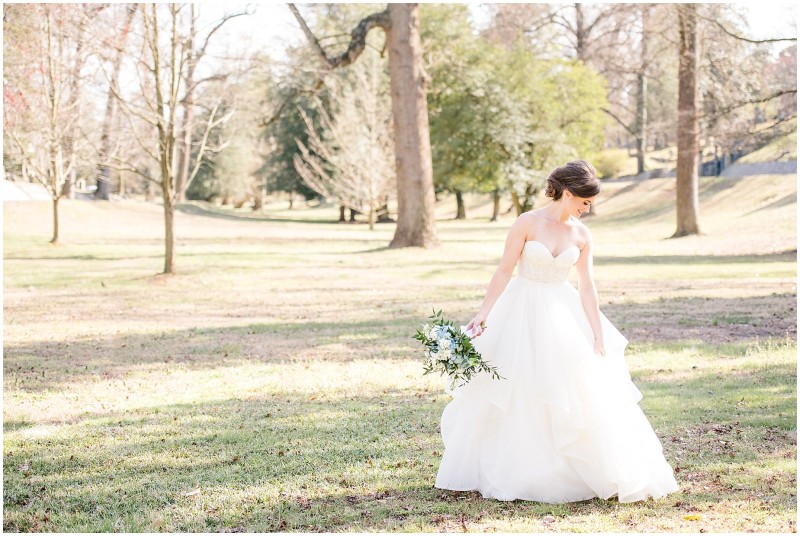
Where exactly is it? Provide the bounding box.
[198,1,797,67]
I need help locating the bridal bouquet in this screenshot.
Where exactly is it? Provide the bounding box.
[415,309,504,390]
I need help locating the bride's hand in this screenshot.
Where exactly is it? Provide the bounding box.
[594,339,606,357]
[466,314,488,338]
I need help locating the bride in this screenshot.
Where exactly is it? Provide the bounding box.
[435,160,680,503]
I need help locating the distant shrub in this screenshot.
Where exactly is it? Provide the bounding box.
[593,150,631,179]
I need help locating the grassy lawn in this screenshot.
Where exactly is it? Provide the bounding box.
[3,173,797,532]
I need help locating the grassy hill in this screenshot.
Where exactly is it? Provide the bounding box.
[3,172,796,532]
[737,131,797,164]
[596,122,797,179]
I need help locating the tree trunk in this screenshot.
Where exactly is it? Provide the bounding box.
[368,204,375,230]
[490,188,500,222]
[511,184,537,216]
[387,4,438,248]
[95,167,111,200]
[635,6,649,176]
[96,6,135,201]
[176,95,194,202]
[50,196,60,244]
[673,4,700,237]
[176,5,196,203]
[339,204,346,222]
[376,198,393,222]
[163,195,175,274]
[635,71,647,175]
[511,191,522,217]
[288,190,294,209]
[574,3,587,62]
[455,190,466,219]
[349,208,357,222]
[61,165,75,199]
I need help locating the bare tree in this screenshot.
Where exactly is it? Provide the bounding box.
[174,5,250,202]
[3,5,90,243]
[293,50,395,229]
[634,5,651,175]
[289,3,438,248]
[95,4,136,200]
[108,4,234,273]
[673,3,700,237]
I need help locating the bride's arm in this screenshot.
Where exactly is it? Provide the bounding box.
[466,216,528,336]
[575,229,606,356]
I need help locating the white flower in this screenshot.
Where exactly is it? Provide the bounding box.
[437,330,452,345]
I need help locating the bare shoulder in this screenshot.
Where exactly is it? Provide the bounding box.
[508,212,534,239]
[524,208,547,221]
[513,210,543,228]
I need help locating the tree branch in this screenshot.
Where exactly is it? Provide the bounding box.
[196,8,252,59]
[700,89,797,121]
[704,15,797,44]
[602,107,636,135]
[719,21,797,44]
[287,3,389,69]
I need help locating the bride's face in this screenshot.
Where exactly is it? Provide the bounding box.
[563,191,596,218]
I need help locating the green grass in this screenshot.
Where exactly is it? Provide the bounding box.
[3,172,797,532]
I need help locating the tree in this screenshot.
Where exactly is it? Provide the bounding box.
[673,3,701,237]
[499,45,608,216]
[95,4,136,200]
[289,3,438,248]
[696,5,797,168]
[187,69,272,207]
[259,45,325,209]
[174,5,250,202]
[293,47,395,229]
[424,4,501,220]
[109,4,235,273]
[3,5,95,243]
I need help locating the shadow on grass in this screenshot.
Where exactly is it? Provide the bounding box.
[592,175,788,227]
[176,202,339,225]
[602,292,796,343]
[745,192,797,215]
[5,288,797,393]
[3,316,423,393]
[3,361,796,532]
[595,250,797,265]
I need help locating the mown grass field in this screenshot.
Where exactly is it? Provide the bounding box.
[3,173,797,532]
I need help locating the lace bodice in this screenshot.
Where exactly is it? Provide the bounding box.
[517,240,580,283]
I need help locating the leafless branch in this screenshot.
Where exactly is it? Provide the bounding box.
[702,15,797,44]
[602,107,636,135]
[700,89,797,121]
[287,3,389,70]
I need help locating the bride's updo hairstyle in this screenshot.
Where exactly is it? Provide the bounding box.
[545,160,601,201]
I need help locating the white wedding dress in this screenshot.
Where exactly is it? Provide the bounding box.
[435,240,680,503]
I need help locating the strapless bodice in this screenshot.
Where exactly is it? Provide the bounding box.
[517,240,580,284]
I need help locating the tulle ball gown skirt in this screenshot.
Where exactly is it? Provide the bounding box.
[434,271,680,503]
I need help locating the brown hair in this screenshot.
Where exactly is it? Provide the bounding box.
[545,160,601,201]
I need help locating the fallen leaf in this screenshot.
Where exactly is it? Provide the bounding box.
[542,515,556,524]
[683,515,702,521]
[184,488,201,497]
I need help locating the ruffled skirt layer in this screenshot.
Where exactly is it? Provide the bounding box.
[435,277,680,503]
